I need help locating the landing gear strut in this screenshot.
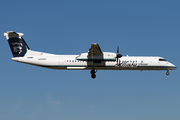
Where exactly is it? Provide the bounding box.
[166,70,170,76]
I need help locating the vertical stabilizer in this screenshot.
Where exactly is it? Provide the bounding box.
[4,31,30,57]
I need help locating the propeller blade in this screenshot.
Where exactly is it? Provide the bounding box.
[116,46,122,58]
[116,46,122,64]
[116,46,122,65]
[117,46,119,54]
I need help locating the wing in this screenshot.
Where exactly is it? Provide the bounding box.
[88,43,103,57]
[76,43,116,62]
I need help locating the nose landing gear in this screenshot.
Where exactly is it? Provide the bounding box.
[166,70,170,76]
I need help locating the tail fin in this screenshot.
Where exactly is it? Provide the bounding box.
[4,31,30,57]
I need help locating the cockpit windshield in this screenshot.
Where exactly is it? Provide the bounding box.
[159,58,167,61]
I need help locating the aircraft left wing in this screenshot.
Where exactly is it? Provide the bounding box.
[76,43,116,62]
[88,43,103,57]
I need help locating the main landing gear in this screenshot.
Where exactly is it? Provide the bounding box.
[166,70,170,76]
[91,68,97,79]
[90,61,98,79]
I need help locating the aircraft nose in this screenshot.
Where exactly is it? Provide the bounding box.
[173,65,177,69]
[170,63,177,70]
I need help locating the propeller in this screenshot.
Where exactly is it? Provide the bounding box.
[116,46,122,64]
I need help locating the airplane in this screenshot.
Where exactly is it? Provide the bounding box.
[4,31,177,79]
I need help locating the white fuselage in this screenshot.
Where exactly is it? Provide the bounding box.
[11,50,176,71]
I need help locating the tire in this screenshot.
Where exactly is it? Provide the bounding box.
[91,74,96,79]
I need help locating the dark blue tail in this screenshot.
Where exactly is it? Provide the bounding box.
[4,32,30,57]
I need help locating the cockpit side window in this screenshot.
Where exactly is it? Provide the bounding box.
[159,59,167,61]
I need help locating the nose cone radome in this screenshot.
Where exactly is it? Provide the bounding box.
[173,64,177,70]
[169,62,177,70]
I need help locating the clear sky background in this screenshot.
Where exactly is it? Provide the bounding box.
[0,0,180,120]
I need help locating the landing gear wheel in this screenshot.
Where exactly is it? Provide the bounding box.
[91,74,96,79]
[166,70,170,76]
[90,69,96,79]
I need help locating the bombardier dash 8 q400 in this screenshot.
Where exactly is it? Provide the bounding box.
[4,31,177,79]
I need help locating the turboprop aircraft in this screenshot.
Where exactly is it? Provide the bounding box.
[4,31,177,79]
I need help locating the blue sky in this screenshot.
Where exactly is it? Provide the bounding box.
[0,0,180,120]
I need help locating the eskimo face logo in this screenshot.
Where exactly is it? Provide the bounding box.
[12,42,23,54]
